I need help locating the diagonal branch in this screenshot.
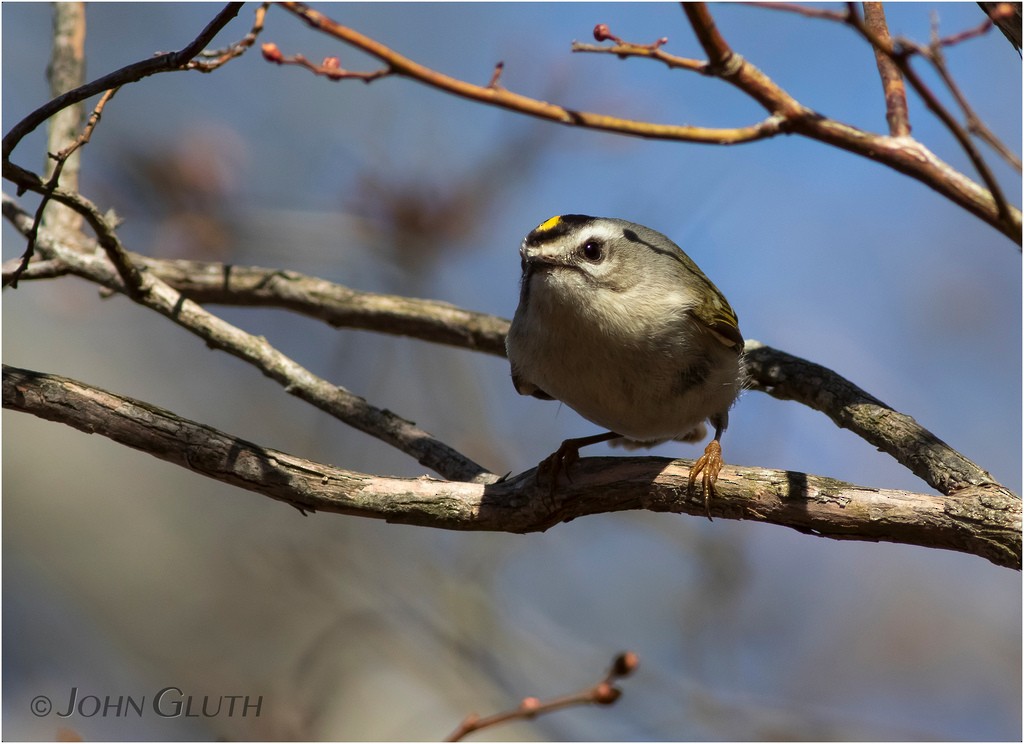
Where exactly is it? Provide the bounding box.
[5,364,1020,569]
[741,343,1002,495]
[1,193,493,484]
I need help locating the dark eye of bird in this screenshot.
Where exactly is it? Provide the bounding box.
[581,239,603,262]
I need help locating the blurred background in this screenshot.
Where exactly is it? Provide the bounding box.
[3,3,1020,741]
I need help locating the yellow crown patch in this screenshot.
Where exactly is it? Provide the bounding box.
[536,215,562,233]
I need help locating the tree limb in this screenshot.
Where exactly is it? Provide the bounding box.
[272,2,784,146]
[0,193,493,484]
[268,2,1020,244]
[4,364,1019,569]
[741,343,1003,497]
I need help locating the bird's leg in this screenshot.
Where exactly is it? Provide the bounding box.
[539,430,622,491]
[688,418,726,521]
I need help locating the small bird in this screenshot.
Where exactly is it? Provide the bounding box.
[505,214,745,516]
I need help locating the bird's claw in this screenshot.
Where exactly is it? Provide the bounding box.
[688,439,723,521]
[538,440,581,493]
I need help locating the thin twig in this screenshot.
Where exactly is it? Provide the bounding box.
[188,2,268,72]
[571,36,706,73]
[3,162,144,294]
[926,14,1022,172]
[261,42,390,82]
[741,2,849,22]
[2,3,243,162]
[8,87,120,290]
[271,2,784,145]
[445,652,639,741]
[3,3,246,291]
[1,256,69,282]
[844,5,1016,235]
[862,2,911,137]
[744,0,1020,242]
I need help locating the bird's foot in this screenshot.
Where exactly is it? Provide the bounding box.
[537,431,622,492]
[688,439,723,521]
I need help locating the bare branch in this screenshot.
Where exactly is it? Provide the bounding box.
[131,256,511,356]
[3,3,248,293]
[741,2,849,22]
[573,23,695,70]
[863,2,911,137]
[4,364,1020,568]
[271,2,785,146]
[261,42,390,82]
[3,163,144,294]
[7,87,120,290]
[1,193,493,484]
[741,343,1003,496]
[925,14,1022,172]
[843,5,1017,237]
[2,256,70,282]
[744,1,1021,243]
[2,3,243,162]
[445,652,639,741]
[682,2,737,72]
[272,1,1020,244]
[187,2,269,72]
[977,1,1022,50]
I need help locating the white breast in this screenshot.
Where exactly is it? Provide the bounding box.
[507,270,741,441]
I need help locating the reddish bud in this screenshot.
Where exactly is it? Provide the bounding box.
[593,23,613,42]
[520,696,541,713]
[593,682,621,705]
[322,56,341,70]
[261,42,283,63]
[611,651,639,678]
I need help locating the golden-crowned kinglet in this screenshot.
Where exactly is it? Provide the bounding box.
[506,214,744,515]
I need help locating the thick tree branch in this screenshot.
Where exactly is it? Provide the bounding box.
[4,364,1020,569]
[741,343,1003,497]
